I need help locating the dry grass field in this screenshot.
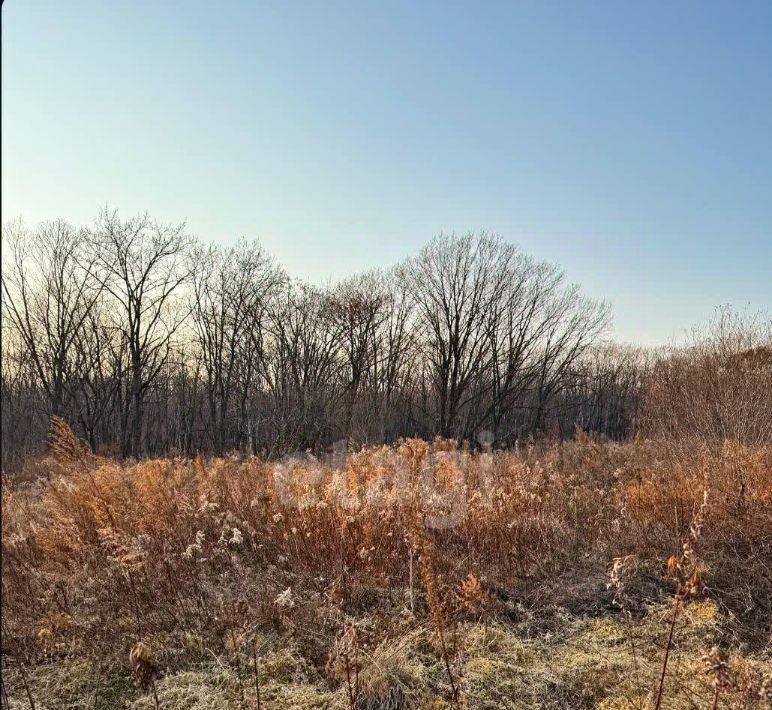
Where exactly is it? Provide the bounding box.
[2,420,771,708]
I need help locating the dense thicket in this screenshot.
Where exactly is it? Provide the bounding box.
[2,211,768,470]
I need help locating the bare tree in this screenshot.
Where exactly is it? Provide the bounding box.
[66,302,124,453]
[326,273,388,441]
[190,239,283,453]
[90,209,192,457]
[373,266,417,440]
[526,283,611,433]
[567,343,648,439]
[1,327,48,469]
[405,233,610,442]
[1,211,629,469]
[478,257,562,440]
[259,282,343,453]
[408,233,517,437]
[2,219,104,416]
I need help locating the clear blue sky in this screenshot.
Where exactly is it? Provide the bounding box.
[3,0,771,345]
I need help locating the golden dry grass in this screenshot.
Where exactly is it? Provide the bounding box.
[2,425,771,708]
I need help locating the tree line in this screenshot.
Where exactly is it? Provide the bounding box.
[0,209,679,469]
